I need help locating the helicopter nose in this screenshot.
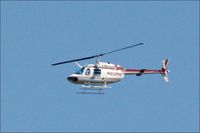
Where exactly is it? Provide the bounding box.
[67,76,78,82]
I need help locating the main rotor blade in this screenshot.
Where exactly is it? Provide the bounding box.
[51,43,144,66]
[102,43,144,55]
[51,54,103,66]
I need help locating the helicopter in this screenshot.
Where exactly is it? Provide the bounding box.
[52,43,169,94]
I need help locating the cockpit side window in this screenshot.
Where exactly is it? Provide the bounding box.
[75,67,85,75]
[85,68,90,75]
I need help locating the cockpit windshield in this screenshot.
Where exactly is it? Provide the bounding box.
[75,67,85,75]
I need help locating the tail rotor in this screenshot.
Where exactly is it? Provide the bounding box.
[161,59,170,82]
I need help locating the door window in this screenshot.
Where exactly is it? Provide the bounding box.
[93,68,101,76]
[85,68,90,75]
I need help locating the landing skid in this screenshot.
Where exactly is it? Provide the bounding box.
[81,85,111,89]
[77,88,105,95]
[76,92,105,95]
[77,82,111,94]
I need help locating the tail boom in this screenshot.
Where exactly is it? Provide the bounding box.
[123,69,164,75]
[123,59,169,82]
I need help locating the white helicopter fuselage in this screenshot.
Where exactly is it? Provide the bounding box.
[67,62,125,85]
[67,60,169,86]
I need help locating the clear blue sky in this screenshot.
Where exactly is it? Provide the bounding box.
[1,1,199,132]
